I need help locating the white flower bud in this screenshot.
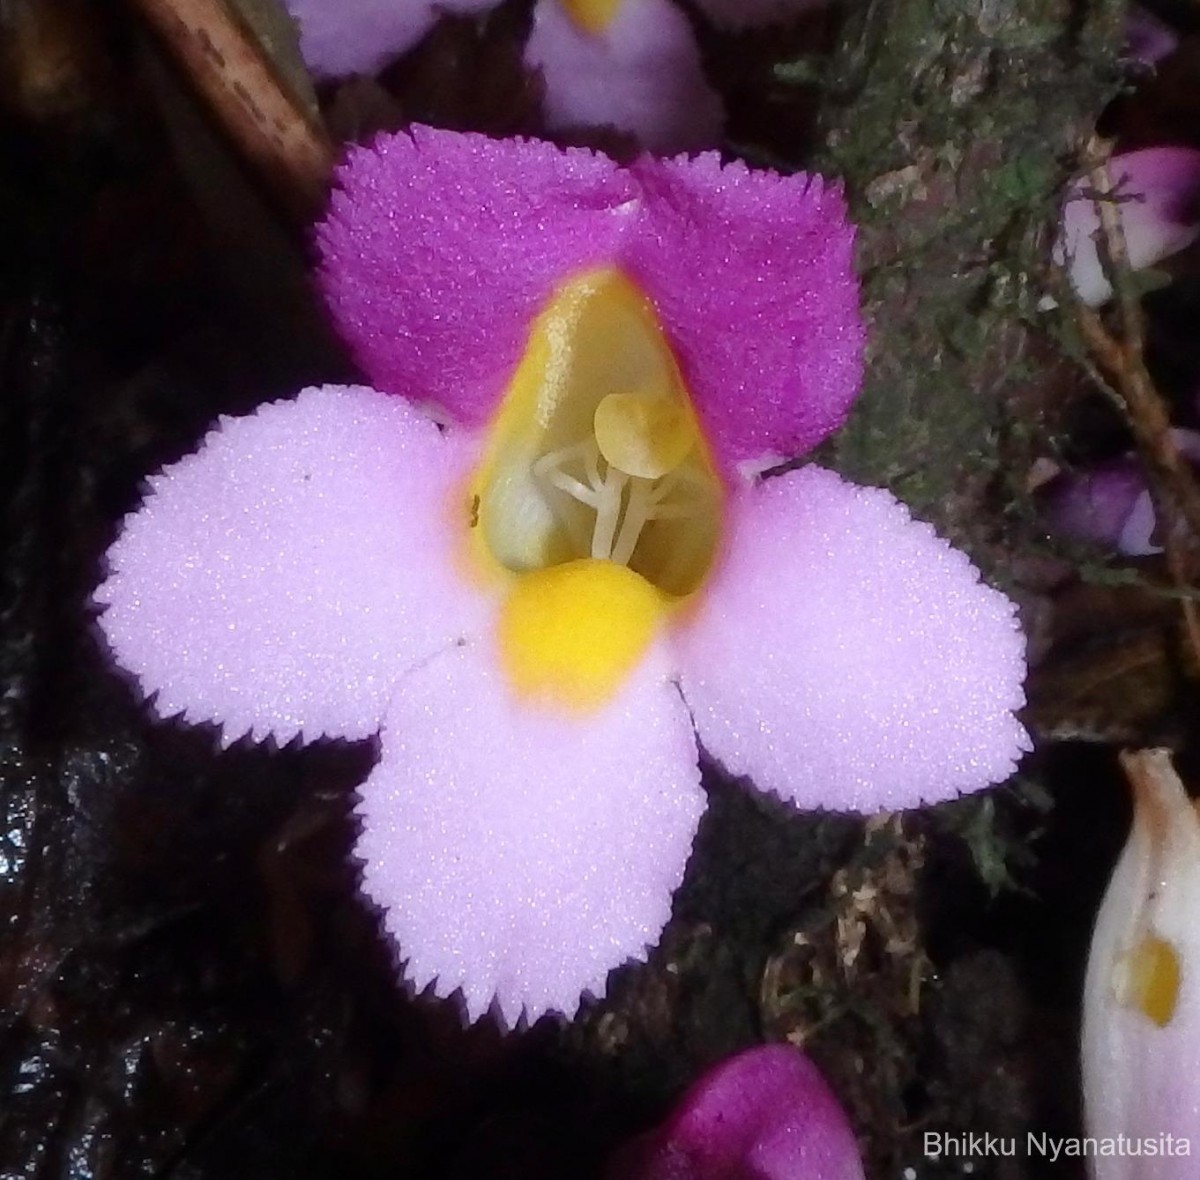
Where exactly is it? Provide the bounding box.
[1083,750,1200,1177]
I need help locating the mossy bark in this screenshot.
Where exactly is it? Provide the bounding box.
[814,0,1124,557]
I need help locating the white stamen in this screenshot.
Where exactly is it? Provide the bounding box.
[531,433,713,573]
[611,477,654,566]
[591,465,628,559]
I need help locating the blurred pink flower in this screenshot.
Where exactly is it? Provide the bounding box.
[607,1044,865,1180]
[1125,5,1178,67]
[1060,147,1200,307]
[1043,456,1160,557]
[1042,430,1200,556]
[284,0,827,151]
[283,0,498,79]
[96,127,1027,1026]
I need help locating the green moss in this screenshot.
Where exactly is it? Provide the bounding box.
[807,0,1124,559]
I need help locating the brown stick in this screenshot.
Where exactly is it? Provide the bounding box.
[127,0,334,224]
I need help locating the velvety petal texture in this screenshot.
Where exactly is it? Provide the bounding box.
[317,127,637,430]
[319,127,863,472]
[1061,147,1200,306]
[524,0,724,153]
[284,0,499,79]
[626,155,862,469]
[96,386,488,745]
[609,1044,865,1180]
[677,466,1029,811]
[356,642,705,1026]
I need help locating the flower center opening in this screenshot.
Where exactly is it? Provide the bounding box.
[468,268,723,709]
[472,268,722,600]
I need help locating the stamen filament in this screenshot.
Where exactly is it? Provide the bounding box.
[611,477,654,566]
[591,466,628,559]
[545,470,600,508]
[533,433,716,569]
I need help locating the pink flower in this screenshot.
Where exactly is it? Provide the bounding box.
[1060,147,1200,307]
[1043,457,1161,557]
[95,127,1028,1026]
[284,0,826,152]
[1124,5,1178,67]
[608,1044,864,1180]
[282,0,499,80]
[1042,430,1200,556]
[523,0,725,153]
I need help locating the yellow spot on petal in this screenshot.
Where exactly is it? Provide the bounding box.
[1117,933,1181,1027]
[560,0,623,35]
[498,558,666,709]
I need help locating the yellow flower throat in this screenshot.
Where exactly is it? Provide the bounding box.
[468,269,723,710]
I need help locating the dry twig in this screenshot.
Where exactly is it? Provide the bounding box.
[126,0,334,224]
[1073,139,1200,663]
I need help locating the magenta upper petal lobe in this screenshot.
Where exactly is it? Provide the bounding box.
[95,386,489,746]
[317,127,638,430]
[625,154,863,469]
[318,127,863,472]
[677,466,1029,811]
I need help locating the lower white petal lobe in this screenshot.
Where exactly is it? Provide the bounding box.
[355,640,704,1025]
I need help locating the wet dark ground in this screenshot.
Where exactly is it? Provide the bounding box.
[2,2,1196,1177]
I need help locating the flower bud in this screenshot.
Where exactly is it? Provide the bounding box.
[1083,750,1200,1176]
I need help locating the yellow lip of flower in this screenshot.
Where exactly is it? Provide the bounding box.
[559,0,624,36]
[497,558,667,710]
[467,267,723,711]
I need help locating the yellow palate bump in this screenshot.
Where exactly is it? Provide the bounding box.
[1118,933,1181,1027]
[594,391,695,480]
[498,559,665,710]
[560,0,623,35]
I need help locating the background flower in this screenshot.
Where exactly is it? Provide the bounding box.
[607,1043,865,1180]
[1060,146,1200,307]
[283,0,499,79]
[523,0,725,153]
[284,0,827,151]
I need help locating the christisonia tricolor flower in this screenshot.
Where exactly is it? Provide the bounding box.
[95,126,1029,1026]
